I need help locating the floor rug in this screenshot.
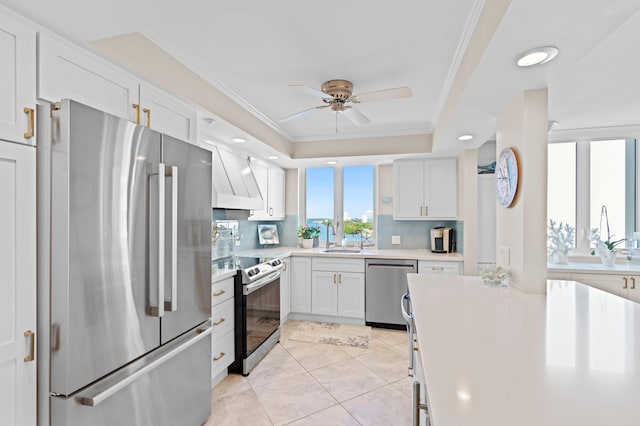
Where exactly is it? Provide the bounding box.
[288,322,371,348]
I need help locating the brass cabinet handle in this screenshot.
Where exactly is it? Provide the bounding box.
[339,273,342,284]
[213,352,226,361]
[132,104,140,124]
[333,274,337,284]
[143,108,151,127]
[623,277,628,289]
[213,318,226,326]
[432,267,444,272]
[24,330,35,362]
[269,207,273,216]
[425,206,428,216]
[632,277,636,289]
[283,262,287,271]
[213,290,225,297]
[23,107,34,139]
[419,206,423,216]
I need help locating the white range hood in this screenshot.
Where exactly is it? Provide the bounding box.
[206,143,264,211]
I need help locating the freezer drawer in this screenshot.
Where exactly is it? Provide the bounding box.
[51,325,212,426]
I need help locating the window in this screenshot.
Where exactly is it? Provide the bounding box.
[547,139,636,254]
[304,165,375,247]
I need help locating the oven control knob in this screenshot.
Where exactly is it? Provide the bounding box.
[253,267,260,275]
[247,269,255,277]
[272,259,281,266]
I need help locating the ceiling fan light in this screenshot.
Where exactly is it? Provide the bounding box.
[516,46,558,67]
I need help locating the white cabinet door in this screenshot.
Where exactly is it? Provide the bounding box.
[337,272,365,319]
[0,14,36,146]
[249,161,285,221]
[311,271,339,316]
[290,257,312,313]
[571,273,627,299]
[478,174,496,263]
[426,159,457,219]
[394,158,457,220]
[269,167,286,219]
[394,160,424,219]
[38,34,138,121]
[138,83,197,144]
[280,258,291,322]
[0,141,36,426]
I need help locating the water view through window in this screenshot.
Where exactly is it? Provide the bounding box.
[305,166,374,245]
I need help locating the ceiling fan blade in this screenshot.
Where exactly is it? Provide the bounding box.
[351,86,412,103]
[278,105,328,123]
[288,84,332,100]
[342,107,371,127]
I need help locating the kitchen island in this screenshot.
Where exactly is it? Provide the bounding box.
[407,274,640,426]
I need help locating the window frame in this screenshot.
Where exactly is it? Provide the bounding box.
[300,165,377,248]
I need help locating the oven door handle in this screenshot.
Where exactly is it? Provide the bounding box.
[244,270,282,296]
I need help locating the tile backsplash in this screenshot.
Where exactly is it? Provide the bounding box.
[212,209,298,258]
[376,215,463,252]
[212,209,463,256]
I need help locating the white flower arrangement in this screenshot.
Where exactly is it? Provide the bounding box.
[547,219,574,264]
[479,264,509,286]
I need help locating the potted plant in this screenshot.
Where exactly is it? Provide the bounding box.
[590,205,626,266]
[297,224,320,248]
[547,219,574,264]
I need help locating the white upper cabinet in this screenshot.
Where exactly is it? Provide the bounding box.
[38,34,197,144]
[138,83,197,144]
[38,33,138,121]
[393,158,457,220]
[249,159,285,221]
[0,13,36,146]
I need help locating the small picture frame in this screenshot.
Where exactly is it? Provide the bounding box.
[258,224,279,245]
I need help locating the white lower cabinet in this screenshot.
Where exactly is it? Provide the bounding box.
[571,273,640,303]
[418,260,462,275]
[280,257,291,322]
[0,140,36,426]
[290,257,312,313]
[211,276,235,381]
[311,258,365,319]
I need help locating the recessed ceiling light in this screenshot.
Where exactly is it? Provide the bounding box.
[232,137,246,144]
[458,134,474,141]
[267,155,279,160]
[326,160,337,165]
[516,46,559,67]
[202,117,215,124]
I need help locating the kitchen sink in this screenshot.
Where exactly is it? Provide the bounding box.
[322,248,361,253]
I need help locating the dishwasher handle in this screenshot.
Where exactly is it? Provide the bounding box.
[367,263,417,270]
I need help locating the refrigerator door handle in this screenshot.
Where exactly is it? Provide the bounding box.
[150,163,166,317]
[166,165,178,312]
[77,323,212,407]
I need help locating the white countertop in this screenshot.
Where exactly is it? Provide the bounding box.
[407,274,640,426]
[548,261,640,274]
[236,246,464,262]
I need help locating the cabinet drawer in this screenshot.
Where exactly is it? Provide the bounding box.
[312,257,364,273]
[418,260,461,275]
[212,297,234,338]
[212,277,234,305]
[211,330,235,377]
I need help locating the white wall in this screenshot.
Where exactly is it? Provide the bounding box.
[496,89,548,294]
[460,149,478,274]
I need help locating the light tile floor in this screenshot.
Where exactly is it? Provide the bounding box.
[205,320,412,426]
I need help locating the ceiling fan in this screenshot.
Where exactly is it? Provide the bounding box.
[279,79,412,127]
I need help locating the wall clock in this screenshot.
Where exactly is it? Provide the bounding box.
[495,147,520,207]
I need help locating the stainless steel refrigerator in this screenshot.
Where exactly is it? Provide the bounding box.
[40,99,212,426]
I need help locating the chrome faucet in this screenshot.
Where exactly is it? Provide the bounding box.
[359,232,364,250]
[326,223,335,248]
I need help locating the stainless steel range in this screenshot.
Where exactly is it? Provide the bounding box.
[226,256,284,375]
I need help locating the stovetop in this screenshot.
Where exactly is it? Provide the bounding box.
[212,256,283,283]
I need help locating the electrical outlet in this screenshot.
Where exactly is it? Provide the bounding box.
[392,235,401,245]
[499,246,510,266]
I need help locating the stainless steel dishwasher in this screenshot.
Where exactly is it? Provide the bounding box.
[365,258,418,329]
